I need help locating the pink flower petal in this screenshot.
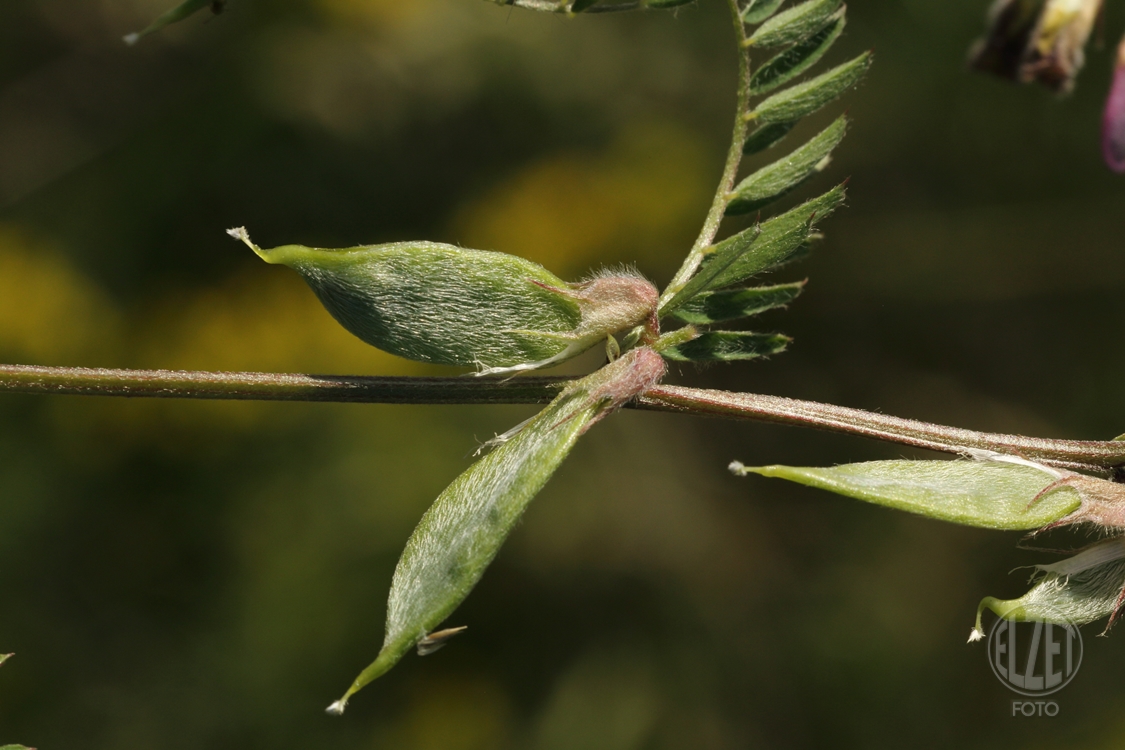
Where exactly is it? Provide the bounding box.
[1103,39,1125,173]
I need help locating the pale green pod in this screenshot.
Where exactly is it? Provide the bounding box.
[230,229,657,375]
[731,458,1081,530]
[327,347,666,714]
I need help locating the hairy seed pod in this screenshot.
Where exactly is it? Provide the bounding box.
[326,346,666,714]
[230,229,658,375]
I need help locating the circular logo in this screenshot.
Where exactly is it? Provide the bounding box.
[987,612,1083,697]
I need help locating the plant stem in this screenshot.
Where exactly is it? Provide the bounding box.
[484,0,643,12]
[657,0,752,311]
[3,363,1122,473]
[638,385,1125,474]
[0,364,570,405]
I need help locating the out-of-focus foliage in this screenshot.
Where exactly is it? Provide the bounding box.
[3,0,1125,749]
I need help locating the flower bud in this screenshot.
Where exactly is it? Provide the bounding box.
[970,0,1103,93]
[1022,0,1102,92]
[1103,34,1125,173]
[229,228,658,375]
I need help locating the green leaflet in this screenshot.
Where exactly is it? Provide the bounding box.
[0,745,32,750]
[748,52,872,126]
[710,184,843,289]
[671,282,804,325]
[660,225,765,317]
[749,12,846,97]
[0,655,9,667]
[743,122,797,155]
[732,459,1082,530]
[971,539,1125,635]
[328,348,666,713]
[231,229,657,375]
[742,0,786,24]
[661,331,790,362]
[661,184,843,317]
[123,0,215,45]
[727,116,847,215]
[745,0,843,49]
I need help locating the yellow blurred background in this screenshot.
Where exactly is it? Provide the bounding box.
[2,0,1125,748]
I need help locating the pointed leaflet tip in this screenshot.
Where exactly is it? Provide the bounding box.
[967,628,984,643]
[123,33,140,46]
[325,700,347,717]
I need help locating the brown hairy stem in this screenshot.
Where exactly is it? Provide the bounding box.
[3,363,1122,473]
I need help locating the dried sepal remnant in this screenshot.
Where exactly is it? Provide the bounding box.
[1023,468,1125,530]
[416,626,468,656]
[967,449,1125,530]
[970,0,1103,93]
[230,228,657,376]
[327,347,665,714]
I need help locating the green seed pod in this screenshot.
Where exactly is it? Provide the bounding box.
[326,347,666,713]
[229,228,658,375]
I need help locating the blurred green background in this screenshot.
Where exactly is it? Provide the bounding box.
[2,0,1125,747]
